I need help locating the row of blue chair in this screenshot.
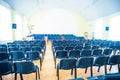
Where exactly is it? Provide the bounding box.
[0,51,42,71]
[0,61,40,80]
[54,49,112,68]
[56,55,120,80]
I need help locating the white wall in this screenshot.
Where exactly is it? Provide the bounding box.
[0,4,12,41]
[30,9,88,36]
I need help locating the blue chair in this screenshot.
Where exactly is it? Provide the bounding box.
[57,58,77,80]
[108,55,120,72]
[80,49,92,57]
[20,47,31,54]
[93,56,109,75]
[32,46,44,61]
[0,61,14,80]
[76,57,94,77]
[8,47,19,53]
[10,51,25,61]
[74,46,83,50]
[0,47,7,53]
[53,46,64,56]
[26,51,42,71]
[7,44,18,48]
[0,53,9,61]
[54,50,68,68]
[68,50,81,59]
[102,49,112,56]
[83,45,91,49]
[14,61,40,80]
[0,44,7,48]
[92,45,99,50]
[64,46,74,52]
[92,49,102,56]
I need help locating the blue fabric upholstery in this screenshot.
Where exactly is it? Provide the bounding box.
[57,58,77,80]
[0,61,14,80]
[14,61,40,80]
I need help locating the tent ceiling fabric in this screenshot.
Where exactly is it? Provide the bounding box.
[3,0,120,21]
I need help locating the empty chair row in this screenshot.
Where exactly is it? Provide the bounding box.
[53,46,112,55]
[54,49,113,68]
[52,45,100,53]
[56,55,120,80]
[0,61,40,80]
[0,51,42,71]
[0,46,45,61]
[0,45,45,53]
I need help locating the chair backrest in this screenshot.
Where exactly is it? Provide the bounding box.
[0,44,7,48]
[26,51,41,60]
[32,46,42,52]
[20,47,31,53]
[103,49,112,56]
[0,61,13,76]
[54,46,64,52]
[7,44,18,48]
[10,51,25,61]
[58,58,77,70]
[74,46,83,50]
[64,46,74,52]
[92,45,99,50]
[108,55,120,65]
[56,50,68,59]
[93,56,109,66]
[14,61,35,74]
[8,47,19,53]
[69,50,81,59]
[76,57,94,68]
[92,49,102,56]
[0,53,9,61]
[0,47,7,53]
[80,49,92,57]
[83,45,91,49]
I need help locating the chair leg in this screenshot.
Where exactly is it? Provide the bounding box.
[109,65,112,71]
[36,71,37,80]
[14,73,17,80]
[40,59,42,71]
[42,53,44,62]
[38,67,40,79]
[90,66,93,77]
[54,58,56,68]
[20,74,23,80]
[105,64,107,75]
[56,67,58,76]
[71,68,73,75]
[118,64,120,72]
[74,68,77,78]
[0,76,2,80]
[85,68,88,73]
[97,66,100,72]
[57,69,59,80]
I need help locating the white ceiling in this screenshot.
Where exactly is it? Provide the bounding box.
[2,0,120,21]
